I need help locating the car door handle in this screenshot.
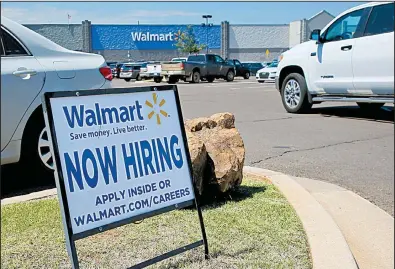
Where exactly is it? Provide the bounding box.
[13,69,37,77]
[341,45,352,51]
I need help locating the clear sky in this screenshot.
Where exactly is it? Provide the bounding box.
[2,1,365,25]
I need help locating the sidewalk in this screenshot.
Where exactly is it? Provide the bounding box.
[244,166,394,269]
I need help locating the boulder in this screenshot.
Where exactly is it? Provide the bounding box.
[185,130,207,196]
[185,112,245,193]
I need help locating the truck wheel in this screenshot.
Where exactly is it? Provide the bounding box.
[281,73,312,113]
[244,72,250,79]
[226,70,235,82]
[124,78,131,82]
[191,71,200,83]
[357,103,384,111]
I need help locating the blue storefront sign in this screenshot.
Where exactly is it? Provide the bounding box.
[91,25,221,50]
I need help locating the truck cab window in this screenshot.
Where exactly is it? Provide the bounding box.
[364,3,394,36]
[324,9,363,42]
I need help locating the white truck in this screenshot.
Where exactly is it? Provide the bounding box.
[275,2,394,113]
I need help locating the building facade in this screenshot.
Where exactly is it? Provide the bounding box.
[24,11,334,62]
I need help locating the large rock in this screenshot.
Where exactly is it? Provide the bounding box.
[185,112,245,193]
[185,130,207,196]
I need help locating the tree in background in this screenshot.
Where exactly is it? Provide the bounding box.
[174,25,206,54]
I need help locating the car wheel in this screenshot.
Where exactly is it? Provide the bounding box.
[281,73,312,113]
[244,72,250,79]
[357,103,384,111]
[124,78,131,82]
[136,74,142,81]
[258,80,265,83]
[226,70,235,82]
[154,77,162,83]
[20,114,54,184]
[191,71,200,83]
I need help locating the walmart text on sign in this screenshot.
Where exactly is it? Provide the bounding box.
[49,90,195,234]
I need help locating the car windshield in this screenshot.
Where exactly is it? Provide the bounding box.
[268,62,278,68]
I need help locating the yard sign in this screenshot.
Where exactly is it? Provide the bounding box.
[42,85,209,269]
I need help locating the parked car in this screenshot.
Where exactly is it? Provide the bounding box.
[1,16,112,180]
[161,54,235,84]
[119,63,143,81]
[241,62,264,76]
[115,63,123,78]
[108,62,117,77]
[276,2,394,113]
[256,61,278,83]
[140,61,163,83]
[226,59,251,79]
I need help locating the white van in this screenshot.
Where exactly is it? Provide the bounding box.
[275,2,394,113]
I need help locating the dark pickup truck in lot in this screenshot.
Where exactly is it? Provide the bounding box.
[161,54,235,84]
[226,59,251,79]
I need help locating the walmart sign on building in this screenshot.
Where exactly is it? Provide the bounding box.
[91,25,221,50]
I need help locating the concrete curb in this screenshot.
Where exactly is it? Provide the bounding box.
[244,166,358,269]
[1,188,57,205]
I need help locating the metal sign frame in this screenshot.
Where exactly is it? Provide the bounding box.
[42,85,209,269]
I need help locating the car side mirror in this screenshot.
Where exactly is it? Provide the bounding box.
[310,29,321,41]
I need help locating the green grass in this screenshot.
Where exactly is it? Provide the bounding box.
[1,177,312,269]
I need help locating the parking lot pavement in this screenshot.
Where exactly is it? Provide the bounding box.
[111,78,394,215]
[3,78,393,215]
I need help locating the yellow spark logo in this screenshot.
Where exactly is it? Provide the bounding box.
[174,30,182,41]
[145,92,168,125]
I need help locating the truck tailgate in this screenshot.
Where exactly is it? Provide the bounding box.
[161,62,184,71]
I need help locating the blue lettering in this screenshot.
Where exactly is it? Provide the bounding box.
[101,107,119,124]
[82,149,99,189]
[122,143,138,179]
[74,215,85,226]
[63,105,84,128]
[136,101,143,120]
[170,135,183,169]
[157,137,172,171]
[64,151,84,192]
[140,140,156,175]
[96,145,118,184]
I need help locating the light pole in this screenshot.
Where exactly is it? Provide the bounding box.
[202,15,213,54]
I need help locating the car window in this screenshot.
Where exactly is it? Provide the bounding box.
[1,28,29,56]
[226,60,234,65]
[0,38,4,56]
[324,9,364,42]
[364,3,394,36]
[133,66,141,70]
[188,55,205,62]
[214,55,225,63]
[234,60,242,66]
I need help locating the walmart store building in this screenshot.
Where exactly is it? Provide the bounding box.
[24,10,334,62]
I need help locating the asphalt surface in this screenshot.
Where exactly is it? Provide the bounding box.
[2,78,394,215]
[113,78,394,215]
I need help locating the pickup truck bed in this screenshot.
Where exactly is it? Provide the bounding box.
[161,54,235,84]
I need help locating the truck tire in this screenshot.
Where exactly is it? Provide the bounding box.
[244,72,250,79]
[206,76,215,83]
[154,77,163,83]
[226,70,235,82]
[357,103,384,111]
[281,73,312,113]
[124,78,131,82]
[191,71,200,83]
